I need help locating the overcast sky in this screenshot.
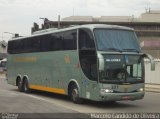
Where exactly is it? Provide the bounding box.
[0,0,160,41]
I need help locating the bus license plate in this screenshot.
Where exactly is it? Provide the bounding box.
[122,96,131,100]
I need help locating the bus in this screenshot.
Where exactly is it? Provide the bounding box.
[7,24,155,103]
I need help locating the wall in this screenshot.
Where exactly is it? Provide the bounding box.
[145,61,160,84]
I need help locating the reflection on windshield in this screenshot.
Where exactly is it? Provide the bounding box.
[94,29,141,52]
[101,62,143,83]
[100,55,144,84]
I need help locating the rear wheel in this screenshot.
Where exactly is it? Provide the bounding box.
[107,101,116,104]
[17,79,23,92]
[70,84,82,104]
[22,79,31,93]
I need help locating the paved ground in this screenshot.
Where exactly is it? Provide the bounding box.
[0,77,77,113]
[0,75,85,118]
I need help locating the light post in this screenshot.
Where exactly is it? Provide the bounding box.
[3,32,15,38]
[3,32,19,38]
[39,17,48,21]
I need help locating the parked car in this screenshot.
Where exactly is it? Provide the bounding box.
[0,58,7,72]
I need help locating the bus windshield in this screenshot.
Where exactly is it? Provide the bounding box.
[94,29,141,52]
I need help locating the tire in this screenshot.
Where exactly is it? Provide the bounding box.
[17,79,23,92]
[107,101,116,104]
[70,84,82,104]
[22,79,31,93]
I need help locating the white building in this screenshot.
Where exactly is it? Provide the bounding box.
[0,40,7,60]
[62,10,160,23]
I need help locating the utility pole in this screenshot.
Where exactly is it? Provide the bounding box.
[58,15,61,29]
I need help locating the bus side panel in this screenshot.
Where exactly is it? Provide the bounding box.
[7,55,17,86]
[7,51,86,97]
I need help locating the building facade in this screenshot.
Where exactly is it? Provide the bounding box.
[0,40,7,60]
[31,10,160,58]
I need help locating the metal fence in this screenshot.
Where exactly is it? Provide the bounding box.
[145,60,160,84]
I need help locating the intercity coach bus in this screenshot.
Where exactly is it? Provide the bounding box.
[7,24,155,103]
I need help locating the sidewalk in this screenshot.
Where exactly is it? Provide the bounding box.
[145,83,160,93]
[0,72,6,79]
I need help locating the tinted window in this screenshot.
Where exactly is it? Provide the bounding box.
[52,33,63,51]
[78,28,97,81]
[8,41,14,54]
[31,37,41,52]
[8,39,24,54]
[23,38,33,52]
[40,35,54,51]
[63,30,77,50]
[8,29,77,54]
[79,29,95,50]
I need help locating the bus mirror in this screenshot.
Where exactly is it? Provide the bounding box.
[97,53,104,71]
[143,54,155,71]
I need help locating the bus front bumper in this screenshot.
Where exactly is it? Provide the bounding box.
[99,92,145,102]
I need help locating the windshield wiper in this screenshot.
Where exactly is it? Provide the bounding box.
[122,48,139,53]
[106,48,122,52]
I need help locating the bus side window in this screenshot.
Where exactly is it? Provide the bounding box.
[31,37,41,52]
[79,29,95,50]
[8,41,16,54]
[78,29,98,81]
[53,33,63,51]
[40,35,53,51]
[63,30,77,50]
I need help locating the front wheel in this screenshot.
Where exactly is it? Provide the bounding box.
[70,84,82,104]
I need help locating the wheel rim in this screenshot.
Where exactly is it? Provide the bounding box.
[24,80,29,92]
[24,82,27,91]
[18,81,21,89]
[72,88,78,101]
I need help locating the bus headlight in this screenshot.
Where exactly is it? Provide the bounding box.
[137,88,144,92]
[101,89,113,93]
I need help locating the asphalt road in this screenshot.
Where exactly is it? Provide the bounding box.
[0,75,160,118]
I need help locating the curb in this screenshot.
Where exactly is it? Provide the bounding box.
[145,87,160,93]
[145,83,160,93]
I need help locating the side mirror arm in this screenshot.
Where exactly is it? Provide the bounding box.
[97,53,104,71]
[142,54,155,71]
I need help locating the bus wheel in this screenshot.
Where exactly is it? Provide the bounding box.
[17,79,23,92]
[22,79,31,93]
[70,84,82,104]
[107,101,116,104]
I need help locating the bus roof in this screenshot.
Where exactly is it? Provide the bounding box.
[10,24,134,41]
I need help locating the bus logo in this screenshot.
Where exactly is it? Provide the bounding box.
[64,55,71,64]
